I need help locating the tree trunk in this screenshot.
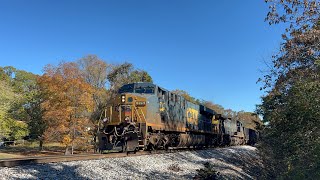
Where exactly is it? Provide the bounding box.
[38,136,44,151]
[39,139,43,151]
[93,134,97,153]
[65,146,70,155]
[71,143,74,155]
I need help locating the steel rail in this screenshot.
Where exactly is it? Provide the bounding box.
[0,147,208,168]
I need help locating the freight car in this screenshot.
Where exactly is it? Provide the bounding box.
[98,82,257,152]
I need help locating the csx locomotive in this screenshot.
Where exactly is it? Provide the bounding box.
[98,82,258,152]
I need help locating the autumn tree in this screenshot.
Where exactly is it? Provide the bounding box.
[258,0,320,178]
[235,111,261,130]
[39,62,94,154]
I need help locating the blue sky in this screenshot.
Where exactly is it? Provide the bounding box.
[0,0,285,112]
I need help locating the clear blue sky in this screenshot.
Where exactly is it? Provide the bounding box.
[0,0,285,112]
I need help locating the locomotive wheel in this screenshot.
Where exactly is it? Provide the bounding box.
[121,141,126,153]
[147,143,155,151]
[124,131,139,152]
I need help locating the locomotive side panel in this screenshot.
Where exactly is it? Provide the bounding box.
[199,105,214,133]
[185,101,200,131]
[146,88,186,132]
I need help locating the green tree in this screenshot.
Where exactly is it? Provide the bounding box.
[1,66,45,148]
[24,85,46,150]
[259,0,320,178]
[8,69,39,121]
[129,70,153,83]
[0,67,31,141]
[107,62,153,96]
[7,119,29,140]
[0,80,17,139]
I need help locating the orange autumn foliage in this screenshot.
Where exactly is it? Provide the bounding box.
[38,62,94,151]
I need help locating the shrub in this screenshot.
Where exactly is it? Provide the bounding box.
[194,162,220,180]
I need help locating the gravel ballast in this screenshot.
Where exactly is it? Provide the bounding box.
[0,146,263,180]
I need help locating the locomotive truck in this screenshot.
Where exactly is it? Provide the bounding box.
[98,82,258,152]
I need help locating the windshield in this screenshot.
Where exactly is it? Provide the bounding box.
[118,84,134,93]
[135,85,155,94]
[118,83,155,94]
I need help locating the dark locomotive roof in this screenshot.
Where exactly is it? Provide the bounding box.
[119,82,216,115]
[200,105,215,115]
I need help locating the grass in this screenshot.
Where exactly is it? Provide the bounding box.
[14,141,65,148]
[0,141,66,158]
[0,153,24,159]
[0,141,94,158]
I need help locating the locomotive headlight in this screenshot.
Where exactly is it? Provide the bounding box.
[121,95,125,103]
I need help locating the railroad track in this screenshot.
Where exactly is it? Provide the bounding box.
[0,148,192,168]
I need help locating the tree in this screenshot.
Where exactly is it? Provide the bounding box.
[107,62,153,96]
[78,55,109,89]
[235,111,261,130]
[0,80,17,139]
[77,55,110,152]
[25,85,46,150]
[39,62,94,154]
[258,0,320,178]
[8,69,39,121]
[77,55,110,118]
[0,66,46,148]
[107,62,133,92]
[258,78,320,178]
[265,0,319,32]
[222,109,237,119]
[201,100,225,114]
[129,70,153,83]
[0,67,31,141]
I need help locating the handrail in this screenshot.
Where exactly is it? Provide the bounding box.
[134,106,142,122]
[133,106,146,122]
[139,108,146,122]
